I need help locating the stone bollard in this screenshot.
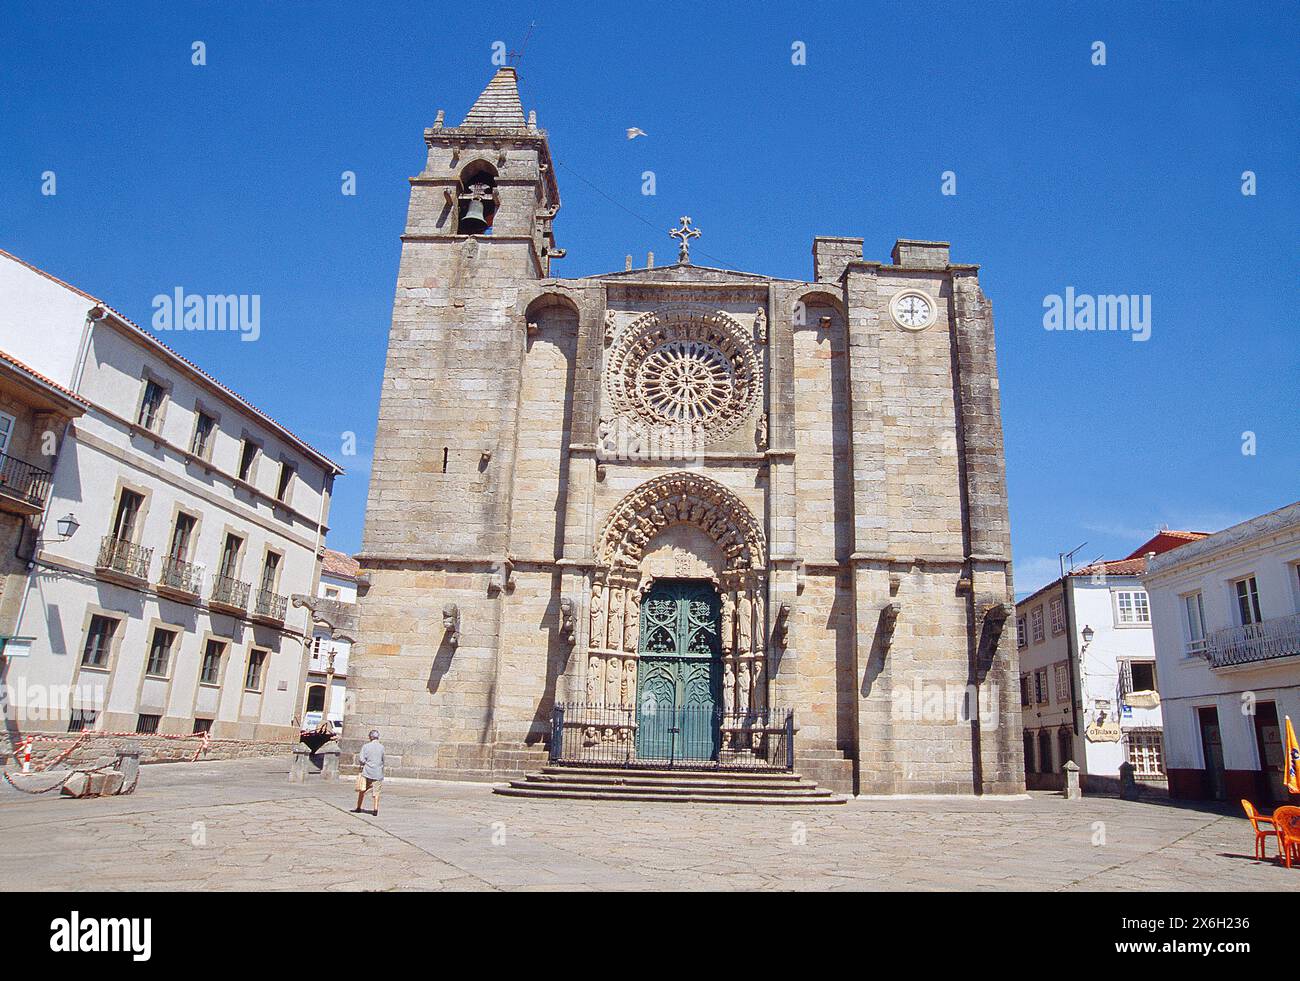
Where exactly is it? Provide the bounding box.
[319,740,341,781]
[115,742,142,795]
[289,742,312,784]
[1119,761,1138,800]
[1063,760,1081,800]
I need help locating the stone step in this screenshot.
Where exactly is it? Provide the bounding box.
[494,785,847,805]
[510,777,838,798]
[496,763,847,804]
[523,772,812,792]
[539,764,801,782]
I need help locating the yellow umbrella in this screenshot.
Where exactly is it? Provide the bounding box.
[1285,716,1300,796]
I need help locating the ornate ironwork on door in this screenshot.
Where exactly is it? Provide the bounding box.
[635,580,721,762]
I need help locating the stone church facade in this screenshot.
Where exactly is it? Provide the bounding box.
[345,67,1024,795]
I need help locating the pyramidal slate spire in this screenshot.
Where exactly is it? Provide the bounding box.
[460,65,527,130]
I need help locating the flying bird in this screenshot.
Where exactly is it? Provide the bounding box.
[626,127,647,140]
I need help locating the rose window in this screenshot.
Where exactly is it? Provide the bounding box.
[636,340,733,426]
[604,306,761,444]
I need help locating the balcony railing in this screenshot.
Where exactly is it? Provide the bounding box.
[252,588,287,623]
[1203,613,1300,668]
[210,574,251,613]
[96,536,152,582]
[158,555,203,596]
[0,451,53,510]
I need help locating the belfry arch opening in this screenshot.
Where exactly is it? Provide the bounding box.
[457,162,498,234]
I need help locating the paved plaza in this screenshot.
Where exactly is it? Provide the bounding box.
[0,757,1296,891]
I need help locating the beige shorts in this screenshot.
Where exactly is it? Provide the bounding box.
[363,777,382,797]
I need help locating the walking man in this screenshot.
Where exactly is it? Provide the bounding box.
[354,729,385,815]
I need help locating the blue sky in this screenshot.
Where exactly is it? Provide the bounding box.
[2,2,1296,594]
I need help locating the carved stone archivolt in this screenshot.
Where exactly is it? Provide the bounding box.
[596,471,766,573]
[604,303,761,445]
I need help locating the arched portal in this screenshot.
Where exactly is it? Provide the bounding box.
[583,472,769,760]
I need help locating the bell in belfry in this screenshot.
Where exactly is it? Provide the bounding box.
[458,183,494,234]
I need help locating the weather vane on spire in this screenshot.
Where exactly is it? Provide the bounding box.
[669,216,701,264]
[508,21,537,65]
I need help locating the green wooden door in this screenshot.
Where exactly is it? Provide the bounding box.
[635,580,721,762]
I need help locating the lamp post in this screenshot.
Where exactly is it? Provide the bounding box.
[55,513,79,539]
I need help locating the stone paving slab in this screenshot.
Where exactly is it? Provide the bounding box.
[1,758,1297,891]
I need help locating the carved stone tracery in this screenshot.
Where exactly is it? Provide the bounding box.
[604,304,761,445]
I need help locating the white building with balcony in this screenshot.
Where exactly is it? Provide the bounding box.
[1144,501,1300,805]
[0,248,343,758]
[1016,531,1206,793]
[301,548,358,734]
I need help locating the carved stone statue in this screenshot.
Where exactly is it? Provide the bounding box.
[586,655,601,702]
[590,583,605,642]
[621,658,636,706]
[737,661,751,713]
[607,588,623,651]
[604,656,621,705]
[754,307,767,344]
[721,591,735,655]
[723,662,736,714]
[624,590,640,651]
[755,413,768,451]
[737,591,752,654]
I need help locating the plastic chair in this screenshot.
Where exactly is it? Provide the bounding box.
[1241,800,1279,860]
[1273,806,1300,869]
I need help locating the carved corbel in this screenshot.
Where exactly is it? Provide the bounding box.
[774,601,792,648]
[559,597,577,646]
[442,603,461,648]
[488,556,515,595]
[879,602,900,653]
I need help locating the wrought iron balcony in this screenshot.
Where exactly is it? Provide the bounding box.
[1203,613,1300,668]
[0,450,53,514]
[210,574,251,614]
[158,555,203,597]
[252,587,287,624]
[95,536,153,584]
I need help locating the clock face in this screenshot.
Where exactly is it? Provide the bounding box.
[891,290,936,331]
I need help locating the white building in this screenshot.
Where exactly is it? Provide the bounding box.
[1016,531,1206,793]
[0,248,343,758]
[1144,502,1300,805]
[302,548,359,733]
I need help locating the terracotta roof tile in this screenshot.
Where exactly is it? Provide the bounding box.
[321,548,361,580]
[0,349,91,408]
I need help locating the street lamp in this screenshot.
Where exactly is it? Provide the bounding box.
[55,513,79,539]
[1081,624,1095,646]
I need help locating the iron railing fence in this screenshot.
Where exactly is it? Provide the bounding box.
[1204,613,1300,668]
[96,536,153,581]
[210,574,251,612]
[0,450,52,508]
[549,702,794,771]
[159,555,204,595]
[253,588,287,621]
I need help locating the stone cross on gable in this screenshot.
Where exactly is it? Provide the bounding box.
[669,216,701,264]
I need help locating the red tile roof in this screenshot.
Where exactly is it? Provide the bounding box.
[0,349,90,409]
[0,247,343,473]
[321,548,361,580]
[1071,531,1211,578]
[1122,530,1210,560]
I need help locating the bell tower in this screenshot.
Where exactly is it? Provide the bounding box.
[350,68,567,777]
[402,66,562,271]
[361,66,563,562]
